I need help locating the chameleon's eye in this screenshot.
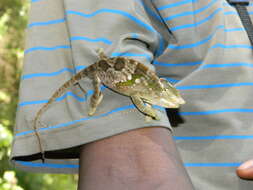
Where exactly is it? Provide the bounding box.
[98,60,110,71]
[114,57,126,71]
[134,62,149,75]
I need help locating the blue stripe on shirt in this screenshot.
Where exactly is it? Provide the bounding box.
[28,18,66,28]
[224,11,253,15]
[15,104,136,136]
[111,52,152,62]
[155,61,253,69]
[163,77,180,83]
[198,62,253,69]
[181,108,253,115]
[184,163,241,167]
[15,160,242,168]
[174,135,253,140]
[19,86,107,107]
[166,25,248,51]
[164,0,218,21]
[168,24,223,50]
[24,45,70,54]
[19,91,88,107]
[170,8,222,31]
[65,9,156,33]
[163,0,253,22]
[166,9,252,32]
[211,43,253,49]
[154,61,202,67]
[70,36,112,45]
[22,66,85,80]
[223,1,253,6]
[157,0,197,11]
[25,36,112,54]
[16,161,79,168]
[22,68,78,80]
[177,83,253,90]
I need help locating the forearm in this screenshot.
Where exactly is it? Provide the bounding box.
[78,127,194,190]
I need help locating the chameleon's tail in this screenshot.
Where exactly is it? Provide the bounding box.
[33,68,89,163]
[33,107,47,163]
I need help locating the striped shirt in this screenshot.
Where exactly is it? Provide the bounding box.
[10,0,253,189]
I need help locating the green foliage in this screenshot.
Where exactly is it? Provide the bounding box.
[0,1,78,189]
[0,171,23,190]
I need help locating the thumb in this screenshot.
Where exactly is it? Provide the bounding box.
[236,160,253,180]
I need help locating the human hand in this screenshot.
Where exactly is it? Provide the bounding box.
[236,160,253,180]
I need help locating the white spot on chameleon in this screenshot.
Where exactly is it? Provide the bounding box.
[135,78,141,84]
[127,75,132,80]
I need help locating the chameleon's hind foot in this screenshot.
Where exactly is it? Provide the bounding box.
[88,92,103,116]
[88,107,97,116]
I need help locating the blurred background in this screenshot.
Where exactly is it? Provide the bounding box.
[0,1,77,189]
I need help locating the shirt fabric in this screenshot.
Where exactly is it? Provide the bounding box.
[10,0,253,189]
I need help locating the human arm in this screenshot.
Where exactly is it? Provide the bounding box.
[57,0,194,188]
[78,127,194,190]
[69,0,194,189]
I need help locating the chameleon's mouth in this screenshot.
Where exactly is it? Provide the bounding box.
[143,97,184,108]
[159,98,181,108]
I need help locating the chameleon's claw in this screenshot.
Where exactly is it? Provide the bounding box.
[153,114,160,120]
[96,48,103,55]
[145,113,160,122]
[96,48,107,59]
[88,108,96,116]
[149,112,160,120]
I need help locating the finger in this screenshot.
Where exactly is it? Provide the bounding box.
[236,160,253,180]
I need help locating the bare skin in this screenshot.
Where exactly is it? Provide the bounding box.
[237,160,253,180]
[77,127,194,190]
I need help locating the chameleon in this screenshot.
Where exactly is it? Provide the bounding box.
[33,48,185,163]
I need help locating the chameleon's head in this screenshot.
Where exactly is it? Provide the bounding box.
[141,78,185,108]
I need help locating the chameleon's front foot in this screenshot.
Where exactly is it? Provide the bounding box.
[131,95,160,121]
[145,115,160,122]
[144,104,160,121]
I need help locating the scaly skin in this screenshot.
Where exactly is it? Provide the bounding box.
[33,48,185,163]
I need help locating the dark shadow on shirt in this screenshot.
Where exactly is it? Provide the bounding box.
[166,108,185,127]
